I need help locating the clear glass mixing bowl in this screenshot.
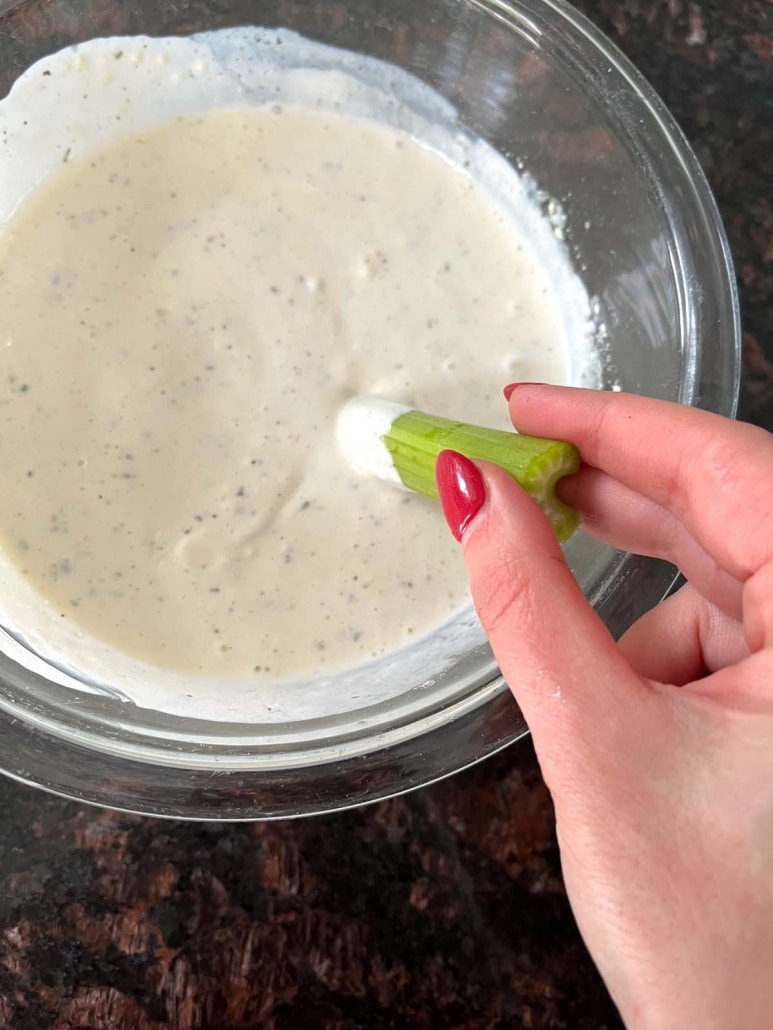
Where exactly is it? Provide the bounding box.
[0,0,739,818]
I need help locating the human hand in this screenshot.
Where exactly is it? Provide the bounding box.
[434,386,773,1029]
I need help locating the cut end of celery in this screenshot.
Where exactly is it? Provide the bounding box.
[385,410,581,544]
[511,439,581,543]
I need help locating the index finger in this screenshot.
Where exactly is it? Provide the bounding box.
[508,386,773,581]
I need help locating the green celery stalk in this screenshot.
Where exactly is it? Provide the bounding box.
[384,410,580,543]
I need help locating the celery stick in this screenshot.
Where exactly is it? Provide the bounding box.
[384,410,580,542]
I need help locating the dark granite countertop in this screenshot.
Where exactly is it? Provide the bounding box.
[0,1,771,1027]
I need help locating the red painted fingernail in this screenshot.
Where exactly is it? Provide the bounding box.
[435,450,486,542]
[503,382,546,400]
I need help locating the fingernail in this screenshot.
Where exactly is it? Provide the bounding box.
[435,450,486,542]
[503,382,546,400]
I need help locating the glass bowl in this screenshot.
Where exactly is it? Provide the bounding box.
[0,0,739,818]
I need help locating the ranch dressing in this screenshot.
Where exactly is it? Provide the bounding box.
[0,30,597,715]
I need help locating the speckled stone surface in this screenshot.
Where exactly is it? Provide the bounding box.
[0,1,770,1027]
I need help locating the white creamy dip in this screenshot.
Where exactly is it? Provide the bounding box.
[0,29,597,719]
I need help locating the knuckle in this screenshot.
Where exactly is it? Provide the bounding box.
[474,555,533,637]
[579,393,616,458]
[743,561,773,652]
[472,547,565,639]
[658,511,686,564]
[701,436,745,496]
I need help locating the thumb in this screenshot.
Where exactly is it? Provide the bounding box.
[435,449,646,776]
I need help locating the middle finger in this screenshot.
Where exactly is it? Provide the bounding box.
[560,466,744,618]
